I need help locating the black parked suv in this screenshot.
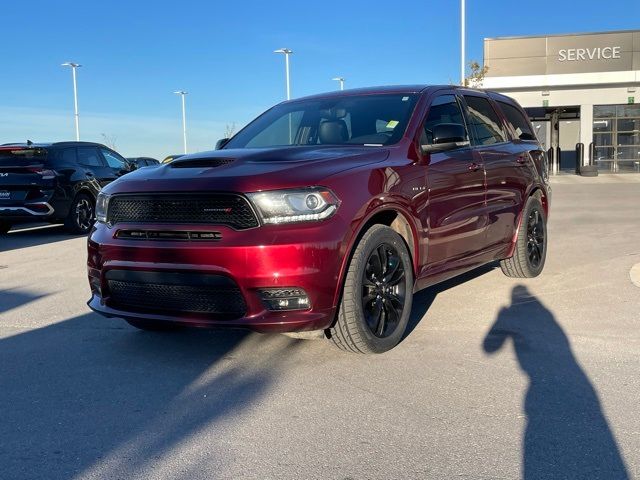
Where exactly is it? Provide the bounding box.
[0,142,132,234]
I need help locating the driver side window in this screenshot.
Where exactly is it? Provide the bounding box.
[421,95,467,145]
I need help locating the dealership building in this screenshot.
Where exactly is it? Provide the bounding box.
[482,30,640,173]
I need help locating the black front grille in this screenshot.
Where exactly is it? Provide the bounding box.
[106,271,247,319]
[107,194,259,229]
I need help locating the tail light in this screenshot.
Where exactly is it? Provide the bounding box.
[27,167,56,180]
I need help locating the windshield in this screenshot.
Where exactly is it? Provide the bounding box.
[225,94,418,149]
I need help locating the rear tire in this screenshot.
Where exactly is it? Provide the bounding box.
[500,196,547,278]
[328,225,413,354]
[65,193,95,234]
[0,221,11,234]
[125,319,183,332]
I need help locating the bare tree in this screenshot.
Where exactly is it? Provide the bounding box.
[224,122,237,139]
[464,61,489,88]
[100,133,118,150]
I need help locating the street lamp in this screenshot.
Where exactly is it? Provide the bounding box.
[173,90,188,154]
[274,48,293,100]
[460,0,466,86]
[332,77,345,91]
[61,62,82,141]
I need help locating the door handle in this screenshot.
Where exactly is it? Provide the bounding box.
[468,162,481,172]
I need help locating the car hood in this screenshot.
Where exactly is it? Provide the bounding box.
[104,146,389,194]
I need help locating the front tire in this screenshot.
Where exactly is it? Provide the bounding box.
[500,196,547,278]
[328,225,414,354]
[65,193,95,234]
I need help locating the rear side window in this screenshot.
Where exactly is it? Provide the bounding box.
[50,147,78,167]
[77,147,103,167]
[421,94,468,145]
[497,101,536,141]
[463,95,507,146]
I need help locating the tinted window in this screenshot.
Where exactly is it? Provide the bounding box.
[101,148,126,169]
[0,147,47,167]
[421,95,467,145]
[77,147,103,167]
[54,147,77,166]
[225,94,419,149]
[464,95,507,146]
[497,101,535,140]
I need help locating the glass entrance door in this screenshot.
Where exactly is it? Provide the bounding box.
[593,105,640,173]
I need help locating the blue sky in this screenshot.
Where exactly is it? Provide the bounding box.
[1,0,639,158]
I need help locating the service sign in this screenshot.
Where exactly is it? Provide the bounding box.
[484,30,640,77]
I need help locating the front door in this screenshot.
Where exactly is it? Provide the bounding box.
[422,93,487,269]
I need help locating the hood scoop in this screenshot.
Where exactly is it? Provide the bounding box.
[170,157,235,169]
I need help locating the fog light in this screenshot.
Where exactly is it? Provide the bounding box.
[89,276,102,295]
[258,288,311,311]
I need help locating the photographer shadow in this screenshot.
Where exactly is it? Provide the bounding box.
[483,285,629,479]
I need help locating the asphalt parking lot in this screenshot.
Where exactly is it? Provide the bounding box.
[1,176,639,480]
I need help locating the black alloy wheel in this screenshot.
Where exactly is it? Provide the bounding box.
[526,208,545,269]
[362,243,407,338]
[65,193,95,234]
[329,224,414,354]
[500,195,547,278]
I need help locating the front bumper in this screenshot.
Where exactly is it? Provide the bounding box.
[87,219,347,333]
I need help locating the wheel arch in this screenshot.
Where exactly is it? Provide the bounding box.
[332,205,420,308]
[506,186,548,258]
[74,187,97,203]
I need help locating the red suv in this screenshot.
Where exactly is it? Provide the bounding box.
[88,86,550,353]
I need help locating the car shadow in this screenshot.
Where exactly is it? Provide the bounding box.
[0,313,303,479]
[1,223,85,252]
[483,285,629,479]
[0,288,49,315]
[403,263,497,340]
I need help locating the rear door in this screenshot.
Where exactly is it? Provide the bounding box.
[462,94,530,249]
[0,146,54,207]
[423,93,488,267]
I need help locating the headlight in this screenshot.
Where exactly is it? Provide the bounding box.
[247,188,340,224]
[95,192,111,223]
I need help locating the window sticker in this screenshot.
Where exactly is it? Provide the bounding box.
[402,96,409,101]
[515,127,523,137]
[386,120,399,129]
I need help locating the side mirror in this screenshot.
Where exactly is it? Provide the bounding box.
[421,123,470,154]
[122,159,137,172]
[215,138,230,150]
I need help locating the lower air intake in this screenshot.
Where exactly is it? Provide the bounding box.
[106,271,246,319]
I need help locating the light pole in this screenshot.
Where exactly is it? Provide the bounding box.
[460,0,466,86]
[61,62,82,140]
[173,90,188,154]
[274,48,293,100]
[332,77,345,91]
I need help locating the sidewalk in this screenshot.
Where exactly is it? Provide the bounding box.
[550,173,640,184]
